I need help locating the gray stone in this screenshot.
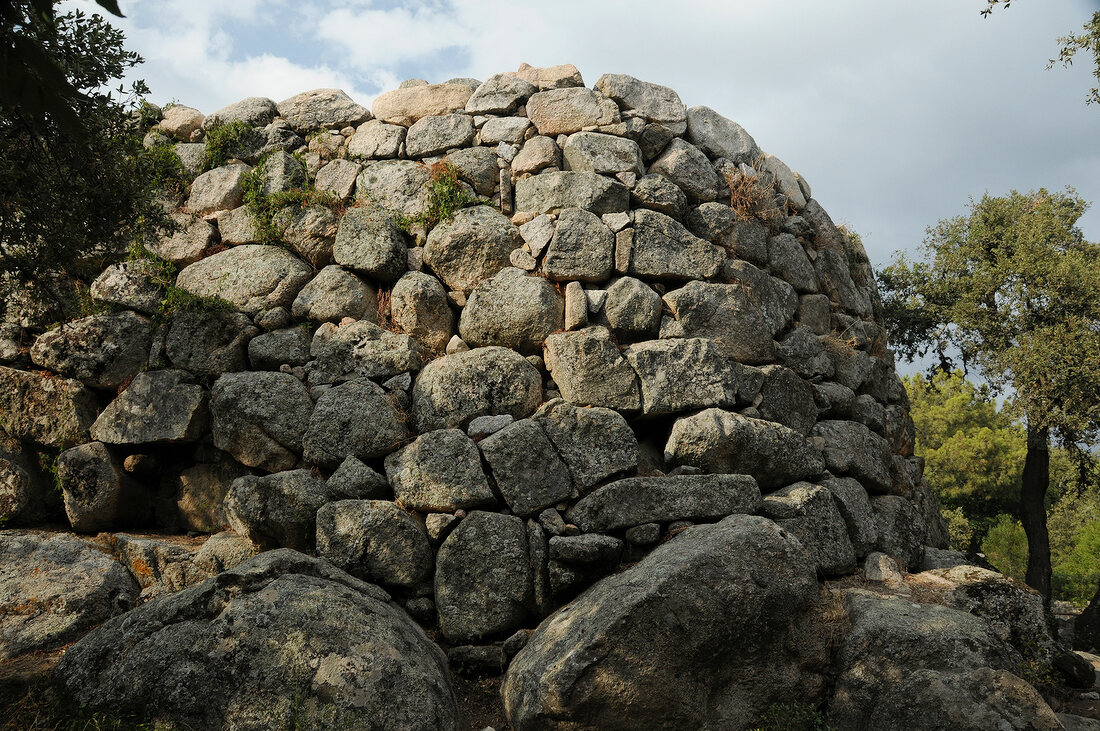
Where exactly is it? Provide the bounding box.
[254,150,306,195]
[90,259,166,315]
[467,414,514,439]
[292,265,377,323]
[405,113,476,158]
[0,531,138,659]
[314,158,361,199]
[158,104,204,141]
[525,87,619,136]
[761,482,856,575]
[814,381,857,418]
[458,267,563,353]
[822,476,879,558]
[54,550,457,731]
[171,459,249,533]
[511,135,561,175]
[480,419,576,517]
[662,271,795,364]
[533,399,637,491]
[57,441,150,532]
[302,379,408,468]
[665,408,825,490]
[648,138,721,202]
[542,207,615,281]
[624,338,741,416]
[637,122,674,162]
[568,474,761,532]
[630,174,688,219]
[91,370,207,445]
[210,371,312,473]
[372,82,474,125]
[760,154,807,211]
[871,495,925,571]
[0,440,47,525]
[391,271,455,356]
[465,74,538,115]
[549,534,623,568]
[175,244,312,315]
[385,429,494,512]
[203,96,277,129]
[424,205,522,291]
[224,469,329,550]
[815,247,871,317]
[594,74,687,134]
[564,281,587,330]
[307,319,419,383]
[30,311,151,389]
[756,364,817,435]
[624,523,661,545]
[355,160,433,218]
[919,547,971,572]
[629,209,724,281]
[503,515,819,729]
[165,309,258,379]
[426,513,457,543]
[797,293,832,334]
[543,326,640,411]
[510,63,584,90]
[480,116,531,145]
[685,202,768,265]
[411,346,542,431]
[316,500,432,588]
[767,233,818,292]
[186,163,250,214]
[213,206,259,245]
[603,276,661,340]
[444,146,499,196]
[347,120,406,159]
[327,456,390,501]
[685,106,760,163]
[519,214,556,257]
[332,206,408,283]
[778,326,836,380]
[852,393,887,437]
[514,171,628,215]
[864,552,904,584]
[247,327,311,370]
[563,131,644,177]
[812,419,895,493]
[277,88,371,132]
[435,511,531,643]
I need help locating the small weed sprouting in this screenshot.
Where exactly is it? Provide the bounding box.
[202,121,253,171]
[156,286,234,321]
[389,161,477,233]
[240,156,341,246]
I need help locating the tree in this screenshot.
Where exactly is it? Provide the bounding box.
[0,2,168,316]
[880,189,1100,603]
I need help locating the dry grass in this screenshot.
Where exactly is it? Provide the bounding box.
[375,288,397,333]
[723,157,786,227]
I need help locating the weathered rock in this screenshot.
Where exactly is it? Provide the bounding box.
[624,338,741,416]
[603,276,661,340]
[424,205,522,291]
[761,482,856,575]
[355,160,433,218]
[648,138,721,203]
[54,550,458,730]
[542,208,615,282]
[347,119,406,159]
[405,113,476,158]
[213,206,259,245]
[756,364,817,435]
[543,326,640,411]
[0,439,48,525]
[210,371,312,473]
[815,247,872,317]
[292,266,376,323]
[595,74,687,133]
[391,271,454,355]
[158,104,204,141]
[186,163,250,214]
[171,459,250,533]
[435,511,531,643]
[480,419,576,517]
[90,370,207,445]
[533,399,637,491]
[253,150,306,196]
[224,470,328,550]
[164,309,258,379]
[821,476,878,558]
[0,366,97,449]
[568,474,761,532]
[57,441,150,531]
[768,233,818,292]
[327,456,390,501]
[503,515,819,729]
[384,429,494,512]
[444,146,500,196]
[812,419,895,493]
[0,531,138,659]
[316,500,432,588]
[526,87,619,136]
[760,154,807,211]
[629,208,724,281]
[411,346,542,431]
[275,205,339,266]
[514,171,629,215]
[308,320,420,384]
[871,495,925,570]
[458,267,563,353]
[372,82,474,126]
[332,206,408,283]
[562,131,644,178]
[30,311,151,389]
[247,327,311,370]
[685,106,760,163]
[511,135,561,175]
[90,259,166,315]
[630,174,688,219]
[510,62,584,90]
[480,116,531,145]
[466,73,538,115]
[175,245,312,316]
[203,96,277,129]
[302,379,408,468]
[277,88,371,132]
[665,408,825,490]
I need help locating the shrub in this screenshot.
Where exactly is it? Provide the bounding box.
[201,120,253,171]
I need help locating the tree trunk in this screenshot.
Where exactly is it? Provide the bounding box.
[1021,423,1052,604]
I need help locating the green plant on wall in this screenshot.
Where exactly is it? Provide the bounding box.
[202,120,253,171]
[239,155,341,246]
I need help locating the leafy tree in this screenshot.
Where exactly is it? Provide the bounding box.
[880,189,1100,602]
[0,2,169,316]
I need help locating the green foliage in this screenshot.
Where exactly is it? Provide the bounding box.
[982,513,1029,580]
[0,8,171,303]
[396,161,476,231]
[1048,485,1100,604]
[139,143,187,197]
[201,120,252,171]
[125,241,231,320]
[750,702,830,731]
[1050,11,1100,105]
[942,506,975,551]
[239,156,339,245]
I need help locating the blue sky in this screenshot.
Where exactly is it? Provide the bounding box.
[72,0,1100,271]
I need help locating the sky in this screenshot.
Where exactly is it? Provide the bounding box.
[70,0,1100,271]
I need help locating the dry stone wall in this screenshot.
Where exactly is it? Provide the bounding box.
[9,64,1061,730]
